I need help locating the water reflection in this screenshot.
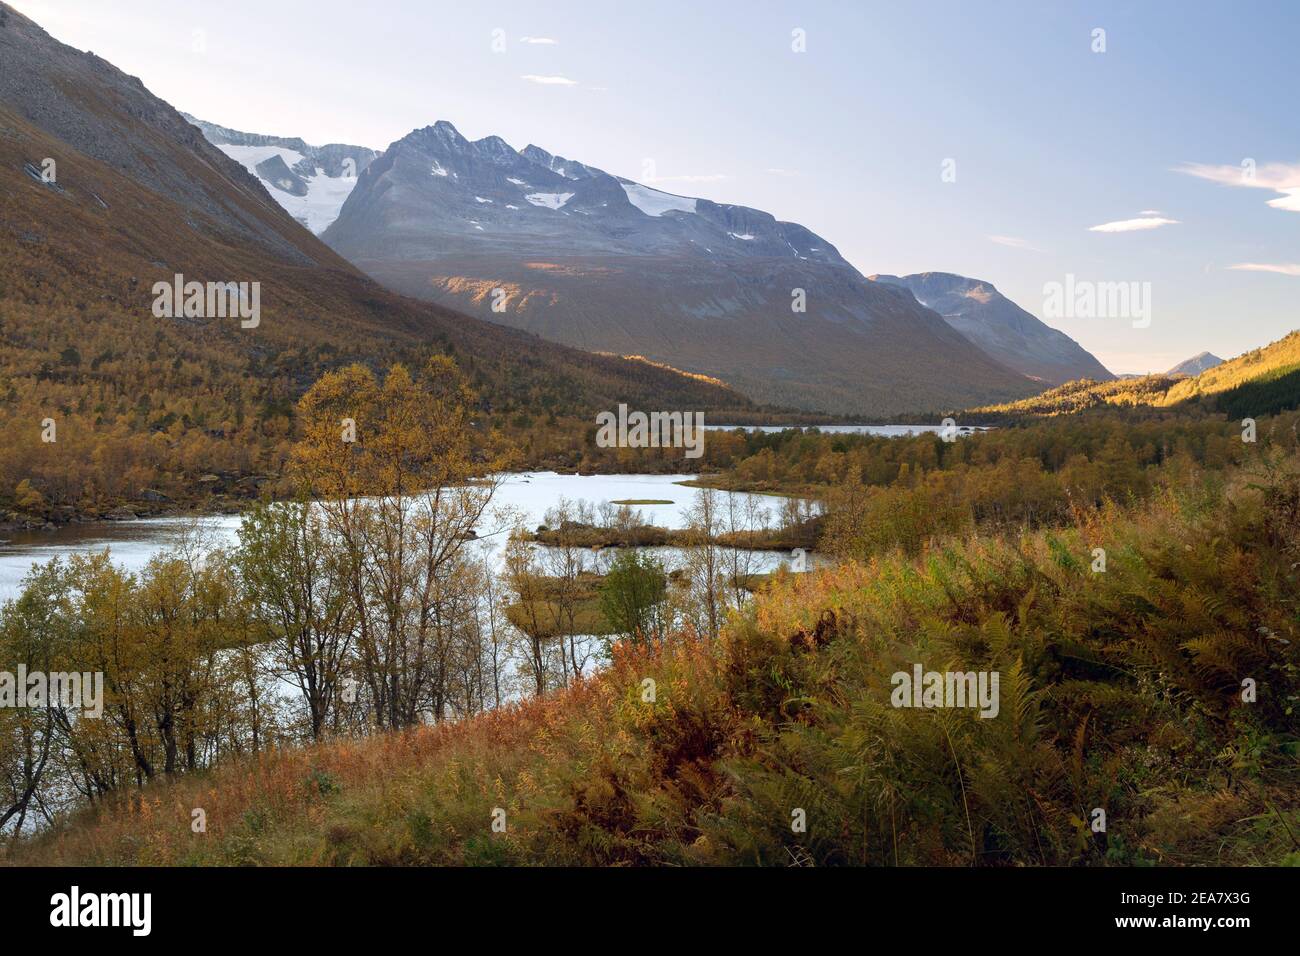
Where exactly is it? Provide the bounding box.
[0,472,811,600]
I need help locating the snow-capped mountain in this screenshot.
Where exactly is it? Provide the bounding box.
[1166,351,1223,376]
[323,120,846,266]
[312,120,1039,416]
[870,273,1113,386]
[184,115,376,234]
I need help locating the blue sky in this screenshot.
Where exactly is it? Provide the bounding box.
[14,0,1299,373]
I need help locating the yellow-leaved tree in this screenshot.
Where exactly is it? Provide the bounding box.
[291,356,511,728]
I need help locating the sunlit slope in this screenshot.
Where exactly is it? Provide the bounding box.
[970,330,1300,418]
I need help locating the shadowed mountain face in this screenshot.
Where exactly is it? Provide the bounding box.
[0,6,338,270]
[1167,351,1223,376]
[0,2,750,433]
[316,121,1040,416]
[870,272,1113,386]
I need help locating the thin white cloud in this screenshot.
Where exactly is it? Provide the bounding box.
[1139,209,1162,216]
[1266,188,1300,212]
[1177,160,1300,213]
[765,167,801,177]
[519,36,559,45]
[1088,216,1180,233]
[1228,262,1300,277]
[520,74,577,86]
[988,234,1038,250]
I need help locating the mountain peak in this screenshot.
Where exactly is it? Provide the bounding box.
[521,144,553,164]
[1166,351,1224,376]
[471,134,517,162]
[871,272,1112,386]
[422,120,468,148]
[520,144,598,180]
[873,271,998,301]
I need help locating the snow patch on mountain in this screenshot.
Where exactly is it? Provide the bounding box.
[216,143,358,234]
[620,182,697,217]
[222,144,307,171]
[525,191,575,210]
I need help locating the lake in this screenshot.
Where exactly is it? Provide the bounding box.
[703,423,989,436]
[0,472,805,600]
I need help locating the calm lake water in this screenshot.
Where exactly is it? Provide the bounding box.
[0,472,802,600]
[704,423,989,436]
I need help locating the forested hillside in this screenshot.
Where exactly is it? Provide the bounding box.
[969,331,1300,420]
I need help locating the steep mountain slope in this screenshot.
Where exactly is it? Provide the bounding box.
[318,122,1040,416]
[182,114,377,234]
[0,3,751,517]
[1167,351,1223,376]
[870,272,1112,385]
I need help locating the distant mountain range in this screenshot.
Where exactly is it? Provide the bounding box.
[870,272,1113,385]
[1166,351,1223,376]
[183,114,1127,415]
[316,121,1051,415]
[180,117,1044,416]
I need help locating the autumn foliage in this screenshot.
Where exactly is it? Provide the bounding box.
[8,437,1298,866]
